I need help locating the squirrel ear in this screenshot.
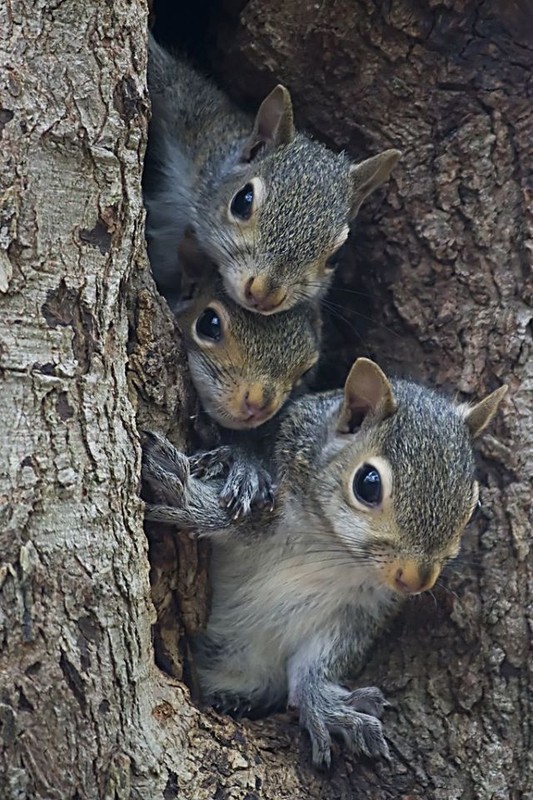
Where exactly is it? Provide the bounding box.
[349,149,401,218]
[240,85,295,162]
[337,357,397,433]
[461,385,508,439]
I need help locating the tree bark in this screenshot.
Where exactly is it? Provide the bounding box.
[1,1,531,799]
[211,3,533,798]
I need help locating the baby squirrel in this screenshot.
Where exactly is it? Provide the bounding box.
[142,358,507,768]
[173,254,321,516]
[175,271,320,431]
[144,33,400,314]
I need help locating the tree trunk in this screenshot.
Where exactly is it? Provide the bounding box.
[1,1,531,799]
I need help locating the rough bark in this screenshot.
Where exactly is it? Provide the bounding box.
[210,2,533,798]
[0,1,531,800]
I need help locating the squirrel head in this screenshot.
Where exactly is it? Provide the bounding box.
[194,84,400,315]
[320,358,508,596]
[176,273,321,430]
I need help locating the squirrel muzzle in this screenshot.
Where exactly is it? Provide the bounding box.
[380,560,440,596]
[243,276,288,314]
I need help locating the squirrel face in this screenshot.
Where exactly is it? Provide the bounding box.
[318,359,507,595]
[176,278,321,430]
[194,85,400,315]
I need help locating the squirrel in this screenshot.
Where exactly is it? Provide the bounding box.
[141,357,507,768]
[175,269,321,432]
[143,33,401,314]
[172,253,321,516]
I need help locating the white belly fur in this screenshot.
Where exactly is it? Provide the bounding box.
[196,507,395,706]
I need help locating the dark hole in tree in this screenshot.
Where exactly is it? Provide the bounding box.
[146,0,408,712]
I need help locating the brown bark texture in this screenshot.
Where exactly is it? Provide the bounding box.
[0,1,531,799]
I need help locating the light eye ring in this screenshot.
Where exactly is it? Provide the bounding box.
[193,304,227,345]
[470,481,480,518]
[228,177,265,224]
[325,245,345,272]
[347,456,392,513]
[444,546,461,563]
[352,463,383,508]
[325,228,350,272]
[230,183,254,221]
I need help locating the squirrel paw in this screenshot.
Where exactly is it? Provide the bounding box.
[141,432,229,532]
[190,445,276,519]
[189,447,234,481]
[347,686,390,719]
[300,685,390,769]
[219,462,277,520]
[210,692,253,719]
[141,431,190,506]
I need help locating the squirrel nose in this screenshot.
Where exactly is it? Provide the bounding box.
[244,276,287,313]
[241,385,273,421]
[389,562,439,595]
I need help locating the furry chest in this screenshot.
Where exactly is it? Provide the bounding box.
[198,534,396,706]
[208,535,392,660]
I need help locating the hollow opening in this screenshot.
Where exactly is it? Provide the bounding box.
[148,0,410,382]
[145,0,411,713]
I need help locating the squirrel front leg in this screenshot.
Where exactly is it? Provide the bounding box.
[141,432,233,534]
[189,445,276,519]
[287,618,391,769]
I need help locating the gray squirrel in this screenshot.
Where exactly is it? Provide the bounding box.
[143,34,400,314]
[173,252,321,516]
[175,266,320,431]
[142,357,507,768]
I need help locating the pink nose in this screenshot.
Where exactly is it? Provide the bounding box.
[242,389,271,420]
[393,565,436,595]
[244,277,287,312]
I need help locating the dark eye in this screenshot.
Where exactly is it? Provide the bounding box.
[195,308,222,342]
[231,183,254,220]
[352,463,382,507]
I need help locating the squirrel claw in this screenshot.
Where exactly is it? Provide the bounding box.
[347,686,389,719]
[141,433,232,532]
[189,446,234,480]
[218,462,276,519]
[301,684,390,768]
[188,445,277,518]
[313,745,332,772]
[211,692,253,719]
[333,711,389,762]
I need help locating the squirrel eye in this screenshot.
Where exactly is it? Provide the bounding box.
[352,464,382,507]
[231,183,254,220]
[195,308,223,342]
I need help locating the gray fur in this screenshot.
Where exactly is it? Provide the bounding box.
[144,35,399,312]
[176,274,320,512]
[142,373,495,767]
[176,277,321,416]
[375,381,475,553]
[190,446,276,519]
